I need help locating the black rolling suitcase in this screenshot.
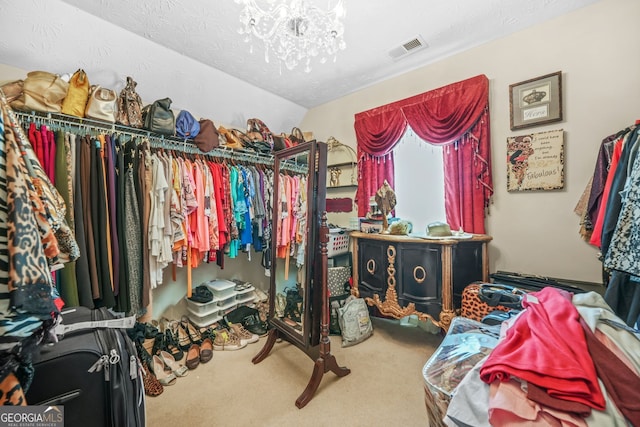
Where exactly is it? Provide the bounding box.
[489,270,592,294]
[25,306,145,427]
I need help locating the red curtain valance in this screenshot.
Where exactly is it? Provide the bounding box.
[354,74,489,154]
[354,75,493,234]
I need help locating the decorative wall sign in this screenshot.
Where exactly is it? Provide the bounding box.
[507,129,564,192]
[326,197,353,212]
[509,71,562,130]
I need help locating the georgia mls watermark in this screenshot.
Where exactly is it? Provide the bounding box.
[0,405,64,427]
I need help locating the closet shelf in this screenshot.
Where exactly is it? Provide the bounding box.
[328,162,356,168]
[327,185,357,189]
[12,110,309,171]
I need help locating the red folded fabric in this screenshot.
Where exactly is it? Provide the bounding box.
[480,287,605,410]
[580,318,640,425]
[527,382,591,418]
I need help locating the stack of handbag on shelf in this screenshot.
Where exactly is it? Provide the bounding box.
[3,69,315,156]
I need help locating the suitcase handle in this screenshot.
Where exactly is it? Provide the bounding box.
[55,315,136,337]
[34,389,81,406]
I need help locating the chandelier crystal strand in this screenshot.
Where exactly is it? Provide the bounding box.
[236,0,346,72]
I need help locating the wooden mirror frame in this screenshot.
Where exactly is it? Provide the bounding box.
[270,141,322,350]
[253,141,350,408]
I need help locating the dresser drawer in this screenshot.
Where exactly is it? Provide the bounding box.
[357,239,387,298]
[397,243,442,319]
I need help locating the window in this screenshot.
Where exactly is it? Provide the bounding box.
[394,127,446,235]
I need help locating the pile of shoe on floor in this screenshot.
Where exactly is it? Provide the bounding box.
[127,281,269,397]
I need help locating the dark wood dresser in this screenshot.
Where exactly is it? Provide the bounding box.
[350,231,492,331]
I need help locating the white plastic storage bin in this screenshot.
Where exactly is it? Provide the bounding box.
[206,279,237,299]
[187,310,222,328]
[217,293,237,308]
[236,290,256,305]
[219,302,238,316]
[327,228,350,258]
[235,284,255,298]
[185,297,219,316]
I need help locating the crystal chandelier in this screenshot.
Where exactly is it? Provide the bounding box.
[236,0,347,72]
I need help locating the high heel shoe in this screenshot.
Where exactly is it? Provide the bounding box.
[141,362,164,397]
[180,316,203,345]
[168,318,191,351]
[159,351,189,377]
[151,355,177,386]
[160,318,185,359]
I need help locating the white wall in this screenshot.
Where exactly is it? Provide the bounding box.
[0,0,307,133]
[301,0,640,283]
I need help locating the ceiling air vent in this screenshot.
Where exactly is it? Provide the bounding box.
[388,35,428,60]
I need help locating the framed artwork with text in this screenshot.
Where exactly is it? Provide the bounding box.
[507,129,564,192]
[509,71,562,130]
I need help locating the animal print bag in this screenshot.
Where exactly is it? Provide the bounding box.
[116,76,144,128]
[460,282,519,322]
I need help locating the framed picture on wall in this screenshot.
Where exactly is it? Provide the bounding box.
[509,71,562,130]
[507,129,564,192]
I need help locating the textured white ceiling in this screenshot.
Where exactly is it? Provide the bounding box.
[53,0,599,109]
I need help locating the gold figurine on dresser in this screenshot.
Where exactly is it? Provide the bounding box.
[350,232,492,331]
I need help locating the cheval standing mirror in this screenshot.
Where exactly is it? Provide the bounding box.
[252,140,350,408]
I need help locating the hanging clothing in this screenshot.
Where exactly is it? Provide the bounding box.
[4,108,281,318]
[54,130,79,307]
[124,140,143,316]
[604,134,640,276]
[72,135,93,307]
[149,153,169,289]
[600,128,640,255]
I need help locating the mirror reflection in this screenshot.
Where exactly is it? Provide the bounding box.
[272,149,311,335]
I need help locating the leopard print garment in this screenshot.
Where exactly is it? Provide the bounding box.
[0,372,26,406]
[0,99,49,343]
[4,108,57,318]
[13,119,80,265]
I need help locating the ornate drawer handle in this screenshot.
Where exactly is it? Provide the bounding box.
[366,259,376,274]
[413,266,426,283]
[386,245,396,258]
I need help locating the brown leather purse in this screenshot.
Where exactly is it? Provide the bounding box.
[218,126,244,150]
[194,119,219,152]
[289,127,306,145]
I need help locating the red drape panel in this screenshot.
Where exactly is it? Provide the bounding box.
[355,152,395,217]
[442,109,492,233]
[353,75,493,232]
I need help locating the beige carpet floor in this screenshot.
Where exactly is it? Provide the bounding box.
[145,317,443,427]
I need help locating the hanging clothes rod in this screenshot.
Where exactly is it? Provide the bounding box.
[11,109,301,169]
